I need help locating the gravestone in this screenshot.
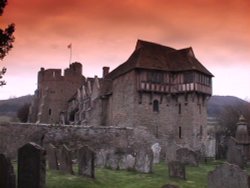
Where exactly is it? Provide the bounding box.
[78,145,95,178]
[105,152,119,170]
[226,137,246,168]
[58,144,74,174]
[134,148,153,173]
[126,154,135,170]
[151,143,161,164]
[208,163,250,188]
[168,161,186,180]
[176,148,199,166]
[46,144,59,170]
[96,149,108,167]
[165,141,180,163]
[0,153,16,188]
[18,142,46,188]
[118,154,130,170]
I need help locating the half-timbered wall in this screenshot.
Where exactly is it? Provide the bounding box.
[137,70,212,95]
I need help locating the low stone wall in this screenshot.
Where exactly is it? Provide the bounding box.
[0,122,156,159]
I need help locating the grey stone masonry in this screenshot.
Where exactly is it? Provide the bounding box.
[208,163,250,188]
[58,144,74,174]
[17,142,46,188]
[0,153,16,188]
[168,161,186,180]
[46,143,59,170]
[78,145,95,178]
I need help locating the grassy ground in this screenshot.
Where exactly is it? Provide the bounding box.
[46,161,223,188]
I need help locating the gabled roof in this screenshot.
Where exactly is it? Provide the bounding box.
[106,39,213,79]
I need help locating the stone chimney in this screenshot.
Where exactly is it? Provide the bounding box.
[102,66,110,78]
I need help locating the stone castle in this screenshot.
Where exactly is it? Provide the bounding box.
[29,39,213,150]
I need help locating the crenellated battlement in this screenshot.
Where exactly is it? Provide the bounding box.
[30,62,85,124]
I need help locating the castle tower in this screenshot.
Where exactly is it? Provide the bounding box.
[29,62,85,124]
[104,40,213,150]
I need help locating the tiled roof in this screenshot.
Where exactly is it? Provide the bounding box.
[106,39,213,79]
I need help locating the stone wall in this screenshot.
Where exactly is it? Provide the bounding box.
[0,123,157,159]
[134,92,208,150]
[110,70,137,127]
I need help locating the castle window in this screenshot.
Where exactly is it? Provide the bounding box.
[147,71,164,83]
[198,104,201,114]
[178,126,182,138]
[200,125,203,138]
[153,100,159,112]
[184,72,194,83]
[48,108,52,116]
[178,104,181,114]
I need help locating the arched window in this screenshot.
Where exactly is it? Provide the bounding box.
[153,100,159,112]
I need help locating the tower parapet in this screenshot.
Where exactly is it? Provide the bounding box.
[29,62,85,124]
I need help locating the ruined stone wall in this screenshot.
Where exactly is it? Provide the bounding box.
[0,123,157,159]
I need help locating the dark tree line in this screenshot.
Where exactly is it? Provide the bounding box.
[0,0,15,86]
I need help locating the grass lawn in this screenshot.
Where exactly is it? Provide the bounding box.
[46,161,223,188]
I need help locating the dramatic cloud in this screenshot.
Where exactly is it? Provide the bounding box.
[1,0,250,99]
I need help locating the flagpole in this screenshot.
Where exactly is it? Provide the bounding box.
[68,43,72,65]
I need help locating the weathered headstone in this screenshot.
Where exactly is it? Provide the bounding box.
[0,153,16,188]
[165,141,180,163]
[126,154,135,170]
[208,163,250,188]
[96,149,108,167]
[105,150,119,170]
[118,154,128,170]
[58,144,74,174]
[226,137,246,168]
[176,148,199,166]
[18,142,46,188]
[151,143,161,164]
[134,148,153,173]
[168,161,186,180]
[78,145,95,178]
[46,143,59,170]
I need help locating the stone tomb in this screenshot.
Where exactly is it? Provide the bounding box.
[0,153,16,188]
[58,144,74,174]
[78,145,95,178]
[46,143,59,170]
[168,161,186,180]
[17,142,46,188]
[208,163,250,188]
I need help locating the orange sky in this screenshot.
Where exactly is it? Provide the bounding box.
[1,0,250,100]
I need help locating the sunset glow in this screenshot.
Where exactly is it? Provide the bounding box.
[1,0,250,100]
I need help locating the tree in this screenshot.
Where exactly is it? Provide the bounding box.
[0,0,15,86]
[17,103,30,123]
